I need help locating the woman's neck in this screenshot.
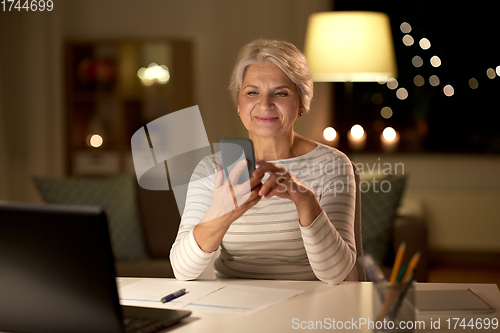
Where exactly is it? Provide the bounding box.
[250,131,307,161]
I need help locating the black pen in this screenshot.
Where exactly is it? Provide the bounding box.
[388,273,414,320]
[161,288,186,303]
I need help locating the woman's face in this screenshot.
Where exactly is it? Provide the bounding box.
[237,62,302,140]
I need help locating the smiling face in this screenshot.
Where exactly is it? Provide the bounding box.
[237,62,303,141]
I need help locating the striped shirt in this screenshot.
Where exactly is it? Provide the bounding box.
[170,142,356,284]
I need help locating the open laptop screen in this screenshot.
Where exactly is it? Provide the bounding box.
[0,202,123,333]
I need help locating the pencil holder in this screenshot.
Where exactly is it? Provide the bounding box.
[372,282,416,333]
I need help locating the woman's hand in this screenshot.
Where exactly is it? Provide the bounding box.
[252,160,309,204]
[253,160,322,227]
[194,159,263,253]
[202,159,263,224]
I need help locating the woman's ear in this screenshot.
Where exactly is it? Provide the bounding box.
[298,105,304,117]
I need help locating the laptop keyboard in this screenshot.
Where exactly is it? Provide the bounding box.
[124,317,168,333]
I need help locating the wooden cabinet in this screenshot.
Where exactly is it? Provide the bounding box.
[65,40,194,175]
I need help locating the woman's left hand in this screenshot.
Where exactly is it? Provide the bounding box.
[253,160,311,205]
[253,160,322,227]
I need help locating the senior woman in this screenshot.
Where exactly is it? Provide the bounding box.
[170,39,357,284]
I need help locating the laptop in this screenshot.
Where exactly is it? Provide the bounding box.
[0,202,191,333]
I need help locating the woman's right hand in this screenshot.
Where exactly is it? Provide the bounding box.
[203,159,263,223]
[194,159,263,252]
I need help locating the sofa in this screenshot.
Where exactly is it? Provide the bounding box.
[33,173,429,282]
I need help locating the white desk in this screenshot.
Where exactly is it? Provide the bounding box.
[118,278,500,333]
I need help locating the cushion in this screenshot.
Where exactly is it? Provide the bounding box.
[33,174,149,261]
[360,174,407,266]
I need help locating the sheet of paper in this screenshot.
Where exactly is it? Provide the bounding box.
[118,279,228,309]
[185,284,305,315]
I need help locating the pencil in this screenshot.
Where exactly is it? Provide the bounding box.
[389,242,406,286]
[379,242,406,321]
[400,252,420,285]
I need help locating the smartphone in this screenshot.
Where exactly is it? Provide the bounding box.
[219,138,255,184]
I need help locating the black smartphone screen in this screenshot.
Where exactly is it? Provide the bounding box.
[219,138,255,184]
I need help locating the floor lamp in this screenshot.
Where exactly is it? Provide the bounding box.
[304,11,397,152]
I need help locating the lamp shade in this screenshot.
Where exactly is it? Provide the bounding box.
[304,11,397,82]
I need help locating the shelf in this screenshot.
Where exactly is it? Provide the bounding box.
[65,39,194,176]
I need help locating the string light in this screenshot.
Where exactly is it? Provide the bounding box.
[469,78,479,89]
[396,21,500,101]
[430,56,441,67]
[400,22,412,33]
[443,84,454,97]
[419,38,431,50]
[412,56,423,68]
[429,75,440,86]
[381,106,393,119]
[387,78,398,90]
[395,20,500,114]
[396,88,409,100]
[414,75,425,87]
[487,68,496,79]
[403,35,414,46]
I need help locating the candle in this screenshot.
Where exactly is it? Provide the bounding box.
[381,127,399,152]
[348,124,366,151]
[323,127,339,147]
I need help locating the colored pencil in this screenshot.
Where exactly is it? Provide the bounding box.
[400,252,420,285]
[389,242,406,286]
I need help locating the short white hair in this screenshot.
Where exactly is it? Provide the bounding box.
[229,39,314,113]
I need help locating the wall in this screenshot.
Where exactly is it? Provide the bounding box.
[351,153,500,253]
[0,7,65,202]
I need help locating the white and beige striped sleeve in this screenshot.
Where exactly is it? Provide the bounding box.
[169,156,217,281]
[299,153,357,284]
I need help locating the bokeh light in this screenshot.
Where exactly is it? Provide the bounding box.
[350,125,364,139]
[443,84,454,97]
[403,35,414,46]
[323,127,337,141]
[377,77,388,84]
[469,78,479,89]
[400,22,412,33]
[137,63,171,85]
[387,78,398,90]
[412,56,423,68]
[89,134,103,148]
[382,127,397,141]
[430,56,441,67]
[396,88,408,100]
[381,106,393,119]
[429,75,440,86]
[487,68,496,79]
[419,38,431,50]
[414,75,425,87]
